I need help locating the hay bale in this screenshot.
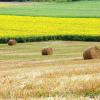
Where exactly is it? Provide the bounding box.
[83,46,100,60]
[8,39,17,46]
[42,47,53,55]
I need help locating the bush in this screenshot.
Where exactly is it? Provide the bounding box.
[0,35,100,44]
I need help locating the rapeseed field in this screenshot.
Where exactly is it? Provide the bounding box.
[0,15,100,42]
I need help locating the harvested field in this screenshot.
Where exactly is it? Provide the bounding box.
[0,41,100,99]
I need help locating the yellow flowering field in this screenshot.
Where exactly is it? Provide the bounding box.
[0,15,100,39]
[0,4,11,8]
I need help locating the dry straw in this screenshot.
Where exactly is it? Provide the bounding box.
[8,39,17,46]
[83,46,100,60]
[42,47,53,55]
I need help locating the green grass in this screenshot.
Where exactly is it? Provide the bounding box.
[0,1,100,17]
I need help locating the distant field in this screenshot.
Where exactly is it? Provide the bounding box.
[0,41,100,99]
[0,1,100,18]
[0,4,11,8]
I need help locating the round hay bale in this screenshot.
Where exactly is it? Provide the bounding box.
[42,47,53,55]
[83,46,100,60]
[8,39,17,46]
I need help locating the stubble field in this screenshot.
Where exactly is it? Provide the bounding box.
[0,41,100,99]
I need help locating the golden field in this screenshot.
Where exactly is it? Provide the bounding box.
[0,15,100,38]
[0,41,100,99]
